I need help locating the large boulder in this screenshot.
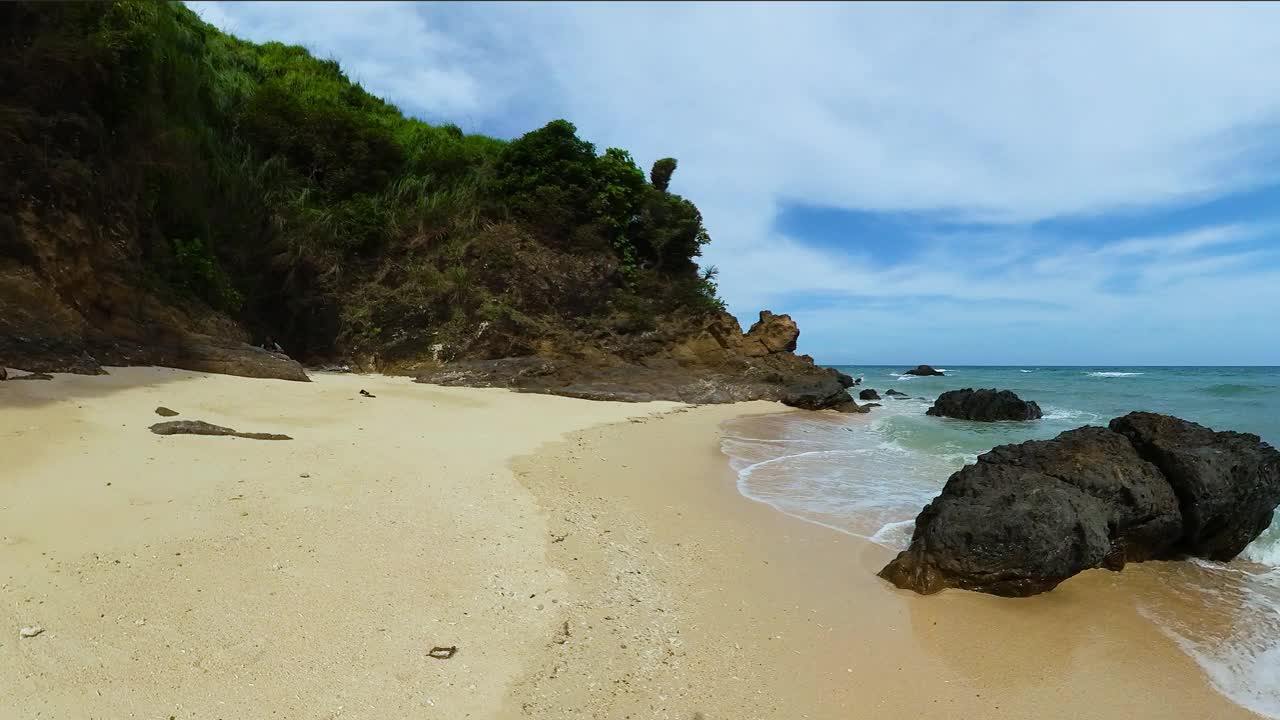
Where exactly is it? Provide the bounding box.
[859,388,880,400]
[1109,412,1280,560]
[742,311,799,357]
[927,388,1042,421]
[880,415,1280,597]
[903,365,944,376]
[835,372,856,389]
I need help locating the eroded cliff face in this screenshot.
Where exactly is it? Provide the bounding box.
[0,209,308,380]
[415,310,860,410]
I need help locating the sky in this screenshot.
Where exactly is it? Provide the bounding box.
[188,1,1280,365]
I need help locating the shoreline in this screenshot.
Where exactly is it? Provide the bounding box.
[1,368,1260,718]
[504,403,1260,718]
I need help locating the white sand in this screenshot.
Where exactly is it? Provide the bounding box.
[1,367,675,718]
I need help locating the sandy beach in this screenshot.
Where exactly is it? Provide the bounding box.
[1,368,1257,718]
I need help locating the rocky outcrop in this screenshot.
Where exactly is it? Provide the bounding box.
[859,389,880,401]
[904,365,944,376]
[927,388,1042,421]
[879,414,1280,597]
[415,310,856,411]
[742,311,799,357]
[835,372,856,389]
[149,420,292,441]
[1110,412,1280,560]
[0,214,309,382]
[885,389,907,397]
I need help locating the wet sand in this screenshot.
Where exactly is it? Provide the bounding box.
[505,404,1259,719]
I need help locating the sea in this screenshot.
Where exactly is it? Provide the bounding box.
[720,366,1280,718]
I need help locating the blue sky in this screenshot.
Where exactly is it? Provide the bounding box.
[189,1,1280,365]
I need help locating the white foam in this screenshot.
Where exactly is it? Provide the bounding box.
[869,519,916,550]
[1243,518,1280,567]
[1085,371,1145,377]
[1040,406,1104,423]
[1019,369,1034,373]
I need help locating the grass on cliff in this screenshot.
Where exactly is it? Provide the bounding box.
[0,1,724,365]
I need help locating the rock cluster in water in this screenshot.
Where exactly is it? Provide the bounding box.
[903,365,945,376]
[927,388,1043,421]
[879,412,1280,596]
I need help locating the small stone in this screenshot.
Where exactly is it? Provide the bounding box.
[19,626,43,638]
[300,473,310,478]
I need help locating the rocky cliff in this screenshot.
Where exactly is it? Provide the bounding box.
[0,2,854,410]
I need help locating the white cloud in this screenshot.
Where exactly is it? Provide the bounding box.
[186,1,1280,363]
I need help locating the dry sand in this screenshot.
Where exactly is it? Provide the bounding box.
[1,367,676,718]
[1,368,1256,719]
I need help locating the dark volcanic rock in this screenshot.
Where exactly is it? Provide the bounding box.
[927,388,1042,421]
[833,399,870,414]
[858,388,880,401]
[835,372,856,389]
[1109,412,1280,560]
[904,365,944,376]
[149,420,291,441]
[154,407,180,417]
[885,389,908,397]
[879,426,1183,596]
[880,414,1280,597]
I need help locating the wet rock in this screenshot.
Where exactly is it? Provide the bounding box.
[903,365,944,376]
[880,415,1279,597]
[149,420,292,441]
[927,388,1042,421]
[858,389,880,401]
[885,389,908,397]
[1109,412,1280,560]
[835,372,856,389]
[832,399,870,414]
[10,371,53,381]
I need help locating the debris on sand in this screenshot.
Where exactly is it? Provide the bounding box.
[428,645,457,659]
[149,420,292,441]
[359,389,376,398]
[19,626,44,638]
[155,407,180,417]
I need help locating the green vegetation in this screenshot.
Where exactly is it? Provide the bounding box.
[0,1,722,364]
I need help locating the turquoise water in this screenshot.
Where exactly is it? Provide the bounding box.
[720,366,1280,717]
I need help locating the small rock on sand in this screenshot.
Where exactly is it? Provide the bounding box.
[19,626,44,638]
[154,407,180,417]
[149,420,292,441]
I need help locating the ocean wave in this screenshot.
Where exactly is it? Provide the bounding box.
[1243,519,1280,567]
[1019,369,1034,373]
[1040,406,1105,423]
[1085,371,1145,377]
[1202,383,1271,398]
[869,519,916,550]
